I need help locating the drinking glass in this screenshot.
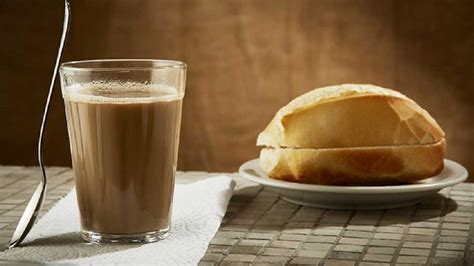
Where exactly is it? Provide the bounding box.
[59,59,186,243]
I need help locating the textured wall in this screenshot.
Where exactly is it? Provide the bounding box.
[0,0,473,180]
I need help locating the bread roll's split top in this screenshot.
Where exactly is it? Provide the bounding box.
[257,84,445,149]
[275,84,408,116]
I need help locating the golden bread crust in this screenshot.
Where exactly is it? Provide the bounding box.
[260,139,446,185]
[257,86,445,148]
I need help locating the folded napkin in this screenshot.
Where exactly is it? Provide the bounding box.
[0,176,235,265]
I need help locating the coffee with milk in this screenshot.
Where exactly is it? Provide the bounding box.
[63,82,182,235]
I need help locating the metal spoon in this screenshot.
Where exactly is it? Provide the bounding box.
[8,0,71,249]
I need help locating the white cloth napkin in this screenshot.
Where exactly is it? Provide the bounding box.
[1,176,235,265]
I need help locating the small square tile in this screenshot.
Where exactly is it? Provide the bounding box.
[0,216,18,223]
[430,258,465,265]
[346,225,375,232]
[437,242,465,251]
[414,209,441,217]
[201,253,224,262]
[366,247,395,255]
[362,254,392,262]
[333,244,364,253]
[343,230,373,238]
[349,217,380,226]
[0,230,14,237]
[301,243,333,251]
[4,223,17,230]
[251,226,281,233]
[449,194,472,201]
[306,235,337,243]
[255,218,286,226]
[219,261,252,265]
[236,210,264,218]
[259,190,279,197]
[229,246,263,255]
[238,239,268,247]
[262,247,294,256]
[438,236,467,243]
[441,230,469,237]
[399,248,430,257]
[295,249,327,258]
[373,233,402,240]
[279,234,307,241]
[0,204,17,210]
[443,216,471,224]
[292,208,324,221]
[223,254,256,263]
[379,217,410,225]
[328,251,360,260]
[0,223,10,230]
[0,199,26,204]
[442,223,470,231]
[404,235,435,242]
[402,241,432,249]
[359,262,390,266]
[323,259,355,266]
[245,232,275,240]
[250,197,278,205]
[409,221,439,228]
[254,255,289,264]
[313,227,343,236]
[376,226,404,233]
[339,237,368,245]
[435,250,464,258]
[285,221,314,229]
[269,240,299,249]
[322,210,353,222]
[369,239,399,247]
[0,236,10,244]
[210,238,238,246]
[407,228,437,235]
[289,257,322,265]
[1,210,23,217]
[215,231,245,239]
[272,201,299,210]
[281,228,312,235]
[220,225,250,232]
[396,256,427,264]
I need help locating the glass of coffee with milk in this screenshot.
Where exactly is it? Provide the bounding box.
[59,59,186,244]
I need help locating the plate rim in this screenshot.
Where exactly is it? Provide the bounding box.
[238,158,468,194]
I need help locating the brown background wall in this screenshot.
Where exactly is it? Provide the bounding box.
[1,0,473,180]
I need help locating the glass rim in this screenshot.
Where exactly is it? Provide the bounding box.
[60,59,187,72]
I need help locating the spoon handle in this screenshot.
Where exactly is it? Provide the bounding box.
[8,0,71,249]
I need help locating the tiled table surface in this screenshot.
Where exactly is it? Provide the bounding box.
[0,166,473,265]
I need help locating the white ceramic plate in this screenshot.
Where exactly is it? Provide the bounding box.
[239,159,468,210]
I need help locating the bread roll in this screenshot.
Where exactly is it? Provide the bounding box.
[257,84,446,185]
[260,139,445,185]
[257,84,445,148]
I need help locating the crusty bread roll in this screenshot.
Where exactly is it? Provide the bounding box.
[258,84,446,185]
[260,139,445,185]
